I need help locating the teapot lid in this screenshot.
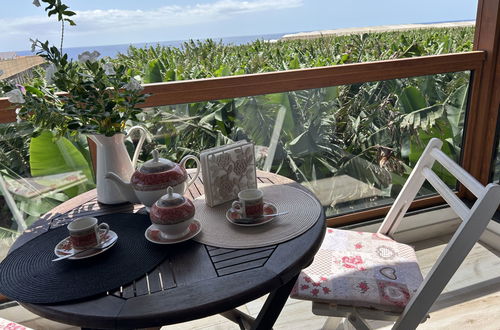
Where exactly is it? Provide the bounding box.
[139,149,175,174]
[157,186,185,207]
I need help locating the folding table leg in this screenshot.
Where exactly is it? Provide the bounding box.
[251,274,299,330]
[220,309,255,330]
[346,312,372,330]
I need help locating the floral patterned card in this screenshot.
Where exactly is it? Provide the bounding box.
[200,141,257,207]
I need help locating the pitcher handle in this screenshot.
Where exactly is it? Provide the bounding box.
[126,126,151,168]
[179,155,201,190]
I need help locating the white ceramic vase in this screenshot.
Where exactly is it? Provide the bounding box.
[88,126,148,204]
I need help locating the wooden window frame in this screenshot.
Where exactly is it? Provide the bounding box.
[1,0,499,227]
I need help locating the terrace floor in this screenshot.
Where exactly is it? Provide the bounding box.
[1,234,499,330]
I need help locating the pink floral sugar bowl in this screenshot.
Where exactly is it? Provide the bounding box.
[150,186,195,238]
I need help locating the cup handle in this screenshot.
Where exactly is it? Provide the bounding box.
[97,223,110,244]
[231,201,242,212]
[180,155,201,191]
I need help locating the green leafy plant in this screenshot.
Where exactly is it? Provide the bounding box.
[1,43,148,137]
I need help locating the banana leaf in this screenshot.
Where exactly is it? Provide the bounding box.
[444,84,468,141]
[143,59,164,83]
[29,130,95,198]
[398,86,427,114]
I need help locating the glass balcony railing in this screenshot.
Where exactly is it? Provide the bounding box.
[135,70,470,217]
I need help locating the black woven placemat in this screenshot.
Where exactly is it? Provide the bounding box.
[0,213,168,304]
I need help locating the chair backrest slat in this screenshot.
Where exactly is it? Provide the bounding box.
[430,148,484,197]
[422,167,470,220]
[378,138,442,236]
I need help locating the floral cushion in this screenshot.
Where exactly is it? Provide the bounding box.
[291,228,423,312]
[0,317,30,330]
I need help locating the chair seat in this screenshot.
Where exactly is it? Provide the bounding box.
[0,317,31,330]
[291,228,423,313]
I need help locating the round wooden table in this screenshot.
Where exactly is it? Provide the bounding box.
[11,170,325,329]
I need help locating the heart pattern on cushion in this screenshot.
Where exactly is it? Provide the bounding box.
[380,266,397,280]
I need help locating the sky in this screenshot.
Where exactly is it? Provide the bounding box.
[0,0,478,52]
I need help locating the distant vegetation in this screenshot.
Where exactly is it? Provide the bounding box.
[117,26,474,80]
[0,26,474,230]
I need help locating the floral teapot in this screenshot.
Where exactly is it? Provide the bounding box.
[105,149,200,208]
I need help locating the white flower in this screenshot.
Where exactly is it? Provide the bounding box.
[103,62,115,75]
[123,78,143,92]
[30,38,38,52]
[32,0,41,7]
[78,50,101,63]
[45,63,56,84]
[5,90,25,104]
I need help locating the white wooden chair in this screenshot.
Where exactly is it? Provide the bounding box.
[290,138,500,330]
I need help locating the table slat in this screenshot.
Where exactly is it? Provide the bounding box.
[156,260,177,290]
[216,259,268,276]
[209,246,275,261]
[134,276,150,297]
[146,268,164,293]
[213,249,274,269]
[169,244,218,287]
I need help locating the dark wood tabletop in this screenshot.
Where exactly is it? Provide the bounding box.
[11,170,326,330]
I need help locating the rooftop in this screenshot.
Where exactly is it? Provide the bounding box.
[0,55,45,80]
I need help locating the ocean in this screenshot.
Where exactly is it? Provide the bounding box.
[16,32,288,60]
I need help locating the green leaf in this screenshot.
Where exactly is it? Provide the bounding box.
[0,227,18,238]
[143,59,163,83]
[323,86,339,102]
[164,69,176,82]
[47,8,58,16]
[398,86,427,114]
[25,86,44,97]
[214,65,231,77]
[288,56,300,70]
[29,131,94,198]
[444,84,468,139]
[409,120,457,187]
[288,131,315,157]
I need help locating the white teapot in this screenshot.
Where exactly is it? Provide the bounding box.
[105,150,200,208]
